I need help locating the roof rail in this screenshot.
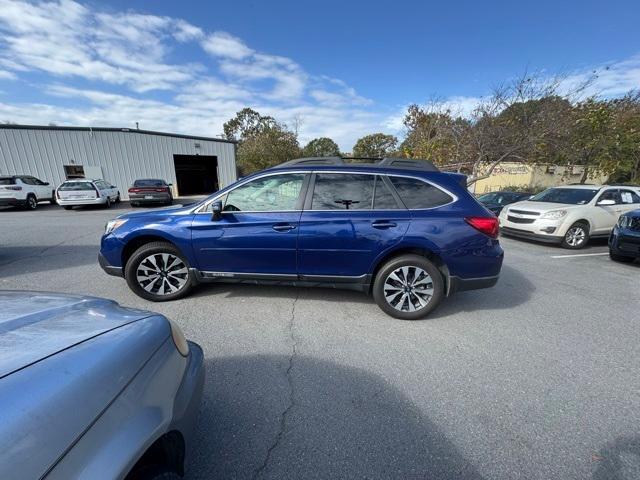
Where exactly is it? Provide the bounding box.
[275,157,344,167]
[274,156,440,171]
[379,157,439,171]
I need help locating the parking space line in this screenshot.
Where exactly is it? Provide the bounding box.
[551,252,609,259]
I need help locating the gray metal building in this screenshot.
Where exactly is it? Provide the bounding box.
[0,125,237,200]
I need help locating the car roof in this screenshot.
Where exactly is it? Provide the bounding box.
[270,156,440,172]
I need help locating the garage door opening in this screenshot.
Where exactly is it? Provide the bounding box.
[173,155,219,196]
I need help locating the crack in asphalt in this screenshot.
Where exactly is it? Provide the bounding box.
[251,291,300,480]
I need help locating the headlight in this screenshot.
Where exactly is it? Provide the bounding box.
[167,319,189,357]
[618,215,630,228]
[541,210,567,220]
[104,218,127,234]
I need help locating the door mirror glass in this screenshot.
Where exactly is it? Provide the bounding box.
[597,199,616,206]
[211,201,223,220]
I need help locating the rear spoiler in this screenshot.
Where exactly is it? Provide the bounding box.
[445,172,468,188]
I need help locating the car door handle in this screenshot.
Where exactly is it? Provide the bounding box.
[272,223,296,232]
[371,221,397,229]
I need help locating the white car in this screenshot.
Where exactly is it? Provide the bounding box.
[499,185,640,249]
[0,175,56,210]
[56,179,120,210]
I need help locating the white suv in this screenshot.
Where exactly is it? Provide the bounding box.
[0,175,56,210]
[499,185,640,249]
[56,179,120,210]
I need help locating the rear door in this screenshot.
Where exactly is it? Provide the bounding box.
[297,173,411,279]
[619,188,640,215]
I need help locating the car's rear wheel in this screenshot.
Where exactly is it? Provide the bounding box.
[372,254,444,320]
[104,197,112,208]
[561,222,589,249]
[25,194,37,210]
[50,190,57,205]
[125,242,194,301]
[609,251,635,263]
[63,206,73,210]
[115,192,121,203]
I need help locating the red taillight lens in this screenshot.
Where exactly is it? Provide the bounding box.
[129,188,139,193]
[6,186,22,191]
[465,216,499,239]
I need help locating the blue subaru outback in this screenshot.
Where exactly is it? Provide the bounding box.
[99,157,503,319]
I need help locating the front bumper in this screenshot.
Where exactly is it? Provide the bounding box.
[609,227,640,258]
[98,251,124,277]
[500,226,564,244]
[171,341,205,473]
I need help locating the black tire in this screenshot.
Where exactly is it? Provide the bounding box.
[50,190,57,205]
[609,251,635,263]
[133,466,181,480]
[104,197,112,208]
[372,254,444,320]
[25,194,38,210]
[125,241,194,302]
[116,192,121,204]
[63,206,73,210]
[561,222,590,249]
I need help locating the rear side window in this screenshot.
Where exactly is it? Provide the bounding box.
[620,189,640,204]
[373,176,400,209]
[388,176,453,209]
[59,181,95,191]
[311,173,374,210]
[0,178,16,185]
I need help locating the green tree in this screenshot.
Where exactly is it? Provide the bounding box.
[302,137,341,157]
[223,108,276,142]
[236,123,301,173]
[352,133,398,158]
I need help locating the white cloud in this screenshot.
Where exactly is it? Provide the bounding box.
[561,55,640,98]
[201,32,254,60]
[0,69,16,80]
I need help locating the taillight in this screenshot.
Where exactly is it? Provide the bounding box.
[56,189,61,199]
[465,216,499,239]
[6,186,22,191]
[128,188,139,193]
[155,188,166,192]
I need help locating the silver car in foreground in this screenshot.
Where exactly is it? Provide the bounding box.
[0,291,204,480]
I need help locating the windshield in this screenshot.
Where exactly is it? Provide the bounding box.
[134,179,165,187]
[530,188,599,205]
[477,193,499,202]
[58,181,95,191]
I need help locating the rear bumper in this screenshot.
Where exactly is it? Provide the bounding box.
[448,274,500,295]
[500,226,564,244]
[130,193,171,203]
[0,198,24,206]
[99,252,124,277]
[58,197,107,206]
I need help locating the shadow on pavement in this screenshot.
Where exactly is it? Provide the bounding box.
[0,245,99,275]
[189,355,482,480]
[593,435,640,480]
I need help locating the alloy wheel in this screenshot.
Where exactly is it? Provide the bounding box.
[383,265,434,313]
[27,196,37,209]
[565,226,586,247]
[136,253,189,296]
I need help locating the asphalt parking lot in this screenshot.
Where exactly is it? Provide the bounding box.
[1,202,639,480]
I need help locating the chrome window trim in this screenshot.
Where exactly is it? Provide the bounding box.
[195,169,458,214]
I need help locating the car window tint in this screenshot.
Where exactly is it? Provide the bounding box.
[135,179,164,187]
[598,190,620,204]
[59,181,95,191]
[21,177,35,185]
[388,176,453,209]
[311,173,374,210]
[620,190,640,204]
[224,174,304,212]
[0,178,16,185]
[374,176,400,209]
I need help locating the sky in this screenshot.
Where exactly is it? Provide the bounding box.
[0,0,638,150]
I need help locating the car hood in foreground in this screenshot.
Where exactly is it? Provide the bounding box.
[116,203,197,220]
[0,291,152,378]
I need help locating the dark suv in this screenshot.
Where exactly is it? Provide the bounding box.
[99,157,503,319]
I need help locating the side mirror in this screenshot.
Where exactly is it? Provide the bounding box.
[597,199,616,206]
[44,182,50,186]
[168,183,173,186]
[211,201,223,221]
[110,185,116,188]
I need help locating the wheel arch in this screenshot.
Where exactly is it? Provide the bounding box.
[121,234,184,271]
[125,430,185,479]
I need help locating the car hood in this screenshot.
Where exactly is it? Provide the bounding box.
[0,291,152,378]
[116,203,198,220]
[502,200,582,214]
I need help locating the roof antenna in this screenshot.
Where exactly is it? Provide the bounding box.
[135,122,139,130]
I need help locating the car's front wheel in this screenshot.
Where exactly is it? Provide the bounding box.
[372,254,444,320]
[561,222,590,249]
[125,242,194,301]
[25,194,38,210]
